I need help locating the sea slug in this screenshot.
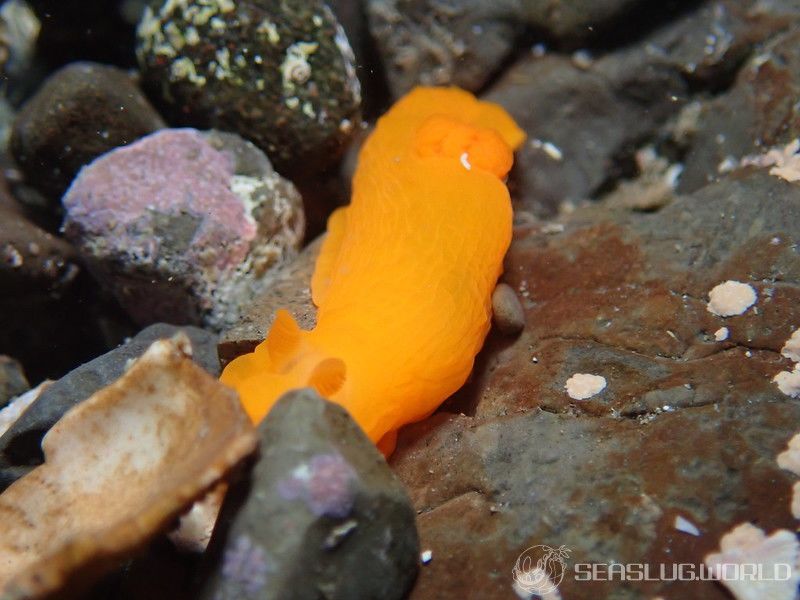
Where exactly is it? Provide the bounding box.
[221,87,524,453]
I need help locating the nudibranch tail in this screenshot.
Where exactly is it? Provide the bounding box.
[221,86,524,455]
[221,310,348,423]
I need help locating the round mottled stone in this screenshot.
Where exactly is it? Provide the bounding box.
[62,128,304,330]
[136,0,361,176]
[10,62,165,201]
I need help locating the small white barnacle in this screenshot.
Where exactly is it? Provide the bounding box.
[170,57,206,86]
[281,41,318,90]
[257,19,280,44]
[184,26,200,46]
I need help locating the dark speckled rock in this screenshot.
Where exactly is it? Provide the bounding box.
[484,0,793,216]
[137,0,361,177]
[367,0,767,99]
[197,389,419,600]
[367,0,523,98]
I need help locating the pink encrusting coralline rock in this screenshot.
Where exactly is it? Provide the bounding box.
[63,128,305,329]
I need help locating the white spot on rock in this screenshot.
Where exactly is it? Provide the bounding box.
[565,373,607,400]
[777,433,800,519]
[705,523,800,600]
[530,138,563,161]
[741,138,800,183]
[459,152,471,171]
[420,549,432,564]
[777,432,800,477]
[706,280,757,317]
[774,366,800,398]
[714,327,729,341]
[792,481,800,520]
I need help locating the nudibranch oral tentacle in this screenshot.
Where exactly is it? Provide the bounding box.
[221,87,525,455]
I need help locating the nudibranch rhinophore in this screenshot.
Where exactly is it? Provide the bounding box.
[221,87,525,454]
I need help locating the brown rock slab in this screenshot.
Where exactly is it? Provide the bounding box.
[394,402,800,600]
[390,169,800,599]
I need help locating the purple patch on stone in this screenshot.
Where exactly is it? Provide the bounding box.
[62,128,256,272]
[221,534,271,595]
[277,452,358,518]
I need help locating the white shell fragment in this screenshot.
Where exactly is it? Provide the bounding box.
[706,281,757,317]
[0,380,51,438]
[714,327,730,342]
[565,373,607,400]
[0,335,257,598]
[704,523,800,600]
[674,515,701,536]
[781,329,800,362]
[792,482,800,520]
[776,433,800,519]
[777,433,800,477]
[740,138,800,182]
[168,482,227,553]
[773,366,800,398]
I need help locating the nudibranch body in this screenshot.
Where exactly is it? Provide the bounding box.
[221,87,524,453]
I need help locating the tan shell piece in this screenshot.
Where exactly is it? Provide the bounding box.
[0,334,257,599]
[168,482,227,553]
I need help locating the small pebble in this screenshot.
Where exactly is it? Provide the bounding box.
[492,283,525,336]
[421,550,433,564]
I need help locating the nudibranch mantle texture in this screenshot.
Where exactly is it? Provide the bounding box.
[222,87,525,453]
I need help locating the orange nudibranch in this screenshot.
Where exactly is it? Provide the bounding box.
[221,87,525,454]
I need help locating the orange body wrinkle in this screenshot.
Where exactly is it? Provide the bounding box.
[221,87,525,454]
